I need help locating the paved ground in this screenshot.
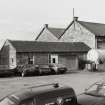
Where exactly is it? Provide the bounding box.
[0,71,105,99]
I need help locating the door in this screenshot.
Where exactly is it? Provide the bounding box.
[59,55,78,71]
[50,54,58,64]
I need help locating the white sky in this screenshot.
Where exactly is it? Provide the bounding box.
[0,0,105,47]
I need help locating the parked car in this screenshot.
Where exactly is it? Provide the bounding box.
[38,63,67,75]
[16,64,39,76]
[0,69,15,77]
[49,63,67,74]
[77,81,105,105]
[0,83,77,105]
[16,63,67,76]
[38,64,51,75]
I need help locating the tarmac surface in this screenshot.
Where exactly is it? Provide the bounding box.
[0,70,105,99]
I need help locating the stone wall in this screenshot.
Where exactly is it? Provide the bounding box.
[36,28,58,42]
[16,53,49,65]
[60,21,95,48]
[0,40,16,69]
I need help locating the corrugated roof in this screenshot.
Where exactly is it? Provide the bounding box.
[48,27,65,38]
[9,40,90,53]
[78,21,105,36]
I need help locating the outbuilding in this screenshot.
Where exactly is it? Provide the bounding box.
[0,40,90,71]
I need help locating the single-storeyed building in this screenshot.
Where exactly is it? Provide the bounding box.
[0,40,90,71]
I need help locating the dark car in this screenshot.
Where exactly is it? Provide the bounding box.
[38,64,51,75]
[77,81,105,105]
[0,69,15,77]
[16,64,39,77]
[49,63,67,74]
[0,83,77,105]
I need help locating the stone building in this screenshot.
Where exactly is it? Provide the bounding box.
[36,17,105,49]
[0,40,90,70]
[35,24,65,42]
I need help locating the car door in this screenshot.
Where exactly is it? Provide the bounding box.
[37,95,77,105]
[19,98,36,105]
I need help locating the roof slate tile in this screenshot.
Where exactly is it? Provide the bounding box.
[78,21,105,36]
[9,40,90,53]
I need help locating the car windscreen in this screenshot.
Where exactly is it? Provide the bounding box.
[0,97,16,105]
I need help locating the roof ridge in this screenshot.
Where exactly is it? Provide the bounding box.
[59,21,74,39]
[10,40,85,44]
[48,27,65,29]
[78,20,105,25]
[10,40,35,42]
[35,27,45,40]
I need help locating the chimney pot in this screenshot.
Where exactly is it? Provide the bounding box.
[73,17,78,21]
[45,24,48,28]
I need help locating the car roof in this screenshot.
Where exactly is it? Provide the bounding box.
[7,84,74,103]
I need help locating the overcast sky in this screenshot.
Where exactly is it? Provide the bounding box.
[0,0,105,47]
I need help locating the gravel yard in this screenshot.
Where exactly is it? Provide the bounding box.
[0,71,105,99]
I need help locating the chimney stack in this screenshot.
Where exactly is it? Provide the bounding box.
[45,24,48,28]
[73,17,78,21]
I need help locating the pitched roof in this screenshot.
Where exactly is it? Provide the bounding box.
[47,27,65,39]
[9,40,90,53]
[35,27,45,40]
[58,21,74,39]
[78,21,105,36]
[36,19,105,40]
[35,27,65,40]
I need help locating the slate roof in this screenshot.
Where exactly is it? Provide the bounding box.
[9,40,90,53]
[47,27,65,39]
[78,21,105,36]
[35,27,65,40]
[36,19,105,40]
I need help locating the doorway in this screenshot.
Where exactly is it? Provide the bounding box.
[50,54,58,64]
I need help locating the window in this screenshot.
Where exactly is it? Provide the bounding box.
[28,56,34,64]
[12,58,14,64]
[97,37,105,49]
[45,97,76,105]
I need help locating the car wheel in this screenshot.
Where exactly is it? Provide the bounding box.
[60,71,65,74]
[51,69,56,75]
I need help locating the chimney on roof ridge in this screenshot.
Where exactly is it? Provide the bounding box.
[73,17,78,21]
[45,24,48,28]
